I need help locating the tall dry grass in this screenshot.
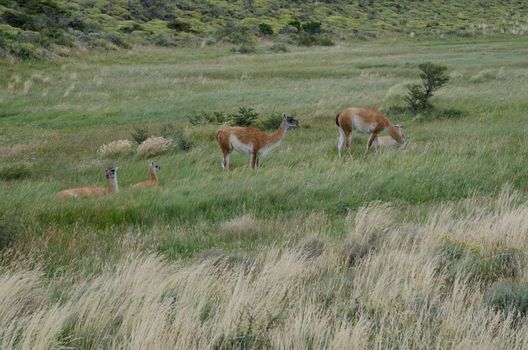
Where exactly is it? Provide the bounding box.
[2,189,528,349]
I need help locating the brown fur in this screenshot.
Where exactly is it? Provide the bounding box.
[130,166,158,189]
[57,182,112,200]
[217,122,288,170]
[336,108,403,157]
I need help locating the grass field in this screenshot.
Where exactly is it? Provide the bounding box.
[2,36,528,348]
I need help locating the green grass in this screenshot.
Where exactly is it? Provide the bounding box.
[1,36,528,273]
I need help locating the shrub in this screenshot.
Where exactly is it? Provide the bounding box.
[0,163,32,181]
[161,124,193,152]
[434,237,523,285]
[97,140,133,157]
[131,126,149,144]
[258,113,282,131]
[137,137,172,158]
[230,107,258,126]
[232,44,256,54]
[0,218,17,250]
[167,19,192,32]
[301,21,322,35]
[483,281,528,318]
[405,62,450,113]
[258,23,274,36]
[215,22,253,44]
[269,43,288,53]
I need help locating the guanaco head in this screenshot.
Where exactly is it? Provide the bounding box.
[282,113,299,129]
[148,160,160,173]
[393,124,407,144]
[105,166,118,179]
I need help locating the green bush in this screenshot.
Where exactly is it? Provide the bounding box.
[230,107,259,126]
[301,21,322,35]
[232,44,256,54]
[0,163,32,181]
[483,281,528,318]
[434,237,523,285]
[405,62,450,113]
[269,43,288,53]
[167,19,192,32]
[131,126,149,144]
[258,23,274,36]
[258,113,283,131]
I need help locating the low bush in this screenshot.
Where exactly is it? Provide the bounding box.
[258,113,282,131]
[483,281,528,318]
[405,62,450,113]
[434,237,523,286]
[137,137,173,158]
[258,23,274,36]
[230,107,258,126]
[269,43,288,53]
[160,124,193,152]
[0,163,32,181]
[131,126,149,144]
[232,44,256,54]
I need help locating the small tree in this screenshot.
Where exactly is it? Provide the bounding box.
[258,23,274,36]
[405,62,449,112]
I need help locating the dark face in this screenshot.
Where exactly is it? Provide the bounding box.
[105,167,117,179]
[149,162,160,172]
[284,115,299,128]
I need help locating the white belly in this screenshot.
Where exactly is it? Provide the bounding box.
[259,141,280,156]
[230,135,253,154]
[352,115,378,134]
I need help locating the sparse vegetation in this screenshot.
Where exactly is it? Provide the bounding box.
[405,62,450,113]
[1,36,528,348]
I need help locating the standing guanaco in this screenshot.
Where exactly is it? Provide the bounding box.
[130,161,160,189]
[216,113,299,170]
[57,166,118,200]
[335,108,404,158]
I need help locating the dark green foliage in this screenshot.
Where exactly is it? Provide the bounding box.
[258,23,274,36]
[434,237,523,286]
[230,107,258,127]
[215,22,253,44]
[406,62,450,113]
[0,218,17,250]
[0,163,32,181]
[187,112,229,126]
[131,126,149,144]
[167,20,192,33]
[483,281,528,318]
[213,311,283,350]
[269,43,288,53]
[258,113,283,131]
[160,124,193,152]
[232,44,257,54]
[301,21,322,35]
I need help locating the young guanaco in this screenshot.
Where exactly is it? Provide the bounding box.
[335,107,404,158]
[130,161,160,189]
[57,166,118,200]
[216,113,299,170]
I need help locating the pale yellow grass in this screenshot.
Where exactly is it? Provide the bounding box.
[2,190,528,349]
[97,139,134,157]
[137,137,173,158]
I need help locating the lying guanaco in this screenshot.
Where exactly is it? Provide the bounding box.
[335,107,404,158]
[216,113,299,170]
[130,161,160,189]
[373,125,405,149]
[57,166,118,200]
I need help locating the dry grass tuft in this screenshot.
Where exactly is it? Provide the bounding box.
[97,139,134,157]
[137,137,172,158]
[219,214,263,240]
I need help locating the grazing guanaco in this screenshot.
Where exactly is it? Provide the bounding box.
[57,166,118,200]
[130,161,160,189]
[216,113,299,170]
[335,108,404,158]
[373,125,405,149]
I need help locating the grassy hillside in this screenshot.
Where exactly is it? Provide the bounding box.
[1,0,528,59]
[1,36,528,347]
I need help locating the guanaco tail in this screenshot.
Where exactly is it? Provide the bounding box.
[57,166,118,200]
[335,107,405,158]
[216,113,299,170]
[130,161,160,189]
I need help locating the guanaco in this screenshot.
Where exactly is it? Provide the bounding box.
[335,108,404,158]
[372,125,405,149]
[130,161,160,189]
[57,166,118,200]
[216,113,299,170]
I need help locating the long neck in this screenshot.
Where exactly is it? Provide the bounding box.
[150,170,158,184]
[107,177,118,193]
[386,123,404,144]
[267,121,288,144]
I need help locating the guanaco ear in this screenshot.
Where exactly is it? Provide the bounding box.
[282,113,287,119]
